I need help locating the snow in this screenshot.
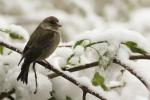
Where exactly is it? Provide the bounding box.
[77,28,150,53]
[73,45,85,56]
[6,24,29,41]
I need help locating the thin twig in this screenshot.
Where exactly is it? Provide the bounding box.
[130,55,150,60]
[48,61,98,78]
[58,44,72,48]
[82,90,87,100]
[109,83,125,90]
[85,41,107,48]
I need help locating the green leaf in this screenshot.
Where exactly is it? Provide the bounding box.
[49,97,56,100]
[0,28,24,40]
[124,41,147,55]
[66,54,75,65]
[73,40,85,49]
[0,46,3,54]
[92,72,108,91]
[73,39,91,49]
[66,96,72,100]
[9,33,24,40]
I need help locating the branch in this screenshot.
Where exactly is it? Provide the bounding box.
[0,88,15,99]
[48,54,150,79]
[130,55,150,60]
[58,44,72,48]
[1,41,150,97]
[48,61,98,78]
[0,41,22,54]
[82,90,87,100]
[1,40,150,61]
[47,57,150,92]
[8,95,15,100]
[0,41,107,100]
[113,59,150,91]
[38,61,107,100]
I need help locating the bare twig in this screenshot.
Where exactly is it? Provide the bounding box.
[130,55,150,60]
[82,91,87,100]
[109,83,125,90]
[48,61,98,78]
[58,44,72,48]
[85,41,107,48]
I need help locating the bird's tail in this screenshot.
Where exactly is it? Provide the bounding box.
[17,59,31,84]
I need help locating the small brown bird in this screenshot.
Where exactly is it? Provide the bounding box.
[17,16,61,85]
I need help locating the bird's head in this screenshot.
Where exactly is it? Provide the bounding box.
[41,16,61,31]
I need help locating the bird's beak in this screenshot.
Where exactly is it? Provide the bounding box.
[57,22,62,27]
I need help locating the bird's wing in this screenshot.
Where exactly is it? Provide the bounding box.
[22,30,55,60]
[18,32,39,65]
[22,28,41,55]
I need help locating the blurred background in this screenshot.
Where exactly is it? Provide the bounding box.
[0,0,150,42]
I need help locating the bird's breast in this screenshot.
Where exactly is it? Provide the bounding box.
[37,32,60,60]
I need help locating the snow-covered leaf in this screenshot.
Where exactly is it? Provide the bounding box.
[92,72,108,91]
[66,54,75,65]
[9,32,24,40]
[73,39,91,49]
[73,40,85,49]
[0,28,24,40]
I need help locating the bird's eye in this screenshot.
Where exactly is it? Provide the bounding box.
[50,21,56,24]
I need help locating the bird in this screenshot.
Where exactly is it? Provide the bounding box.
[17,16,61,85]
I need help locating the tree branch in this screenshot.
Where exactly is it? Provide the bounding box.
[113,59,150,91]
[38,61,107,100]
[0,41,22,54]
[82,90,87,100]
[48,61,98,78]
[48,58,150,91]
[0,41,107,100]
[1,41,150,98]
[130,55,150,60]
[0,88,15,99]
[58,44,72,48]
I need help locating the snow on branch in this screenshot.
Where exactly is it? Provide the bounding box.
[0,41,107,100]
[1,28,150,98]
